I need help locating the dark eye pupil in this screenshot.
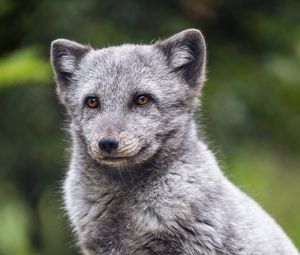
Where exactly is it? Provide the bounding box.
[136,95,150,105]
[86,97,98,108]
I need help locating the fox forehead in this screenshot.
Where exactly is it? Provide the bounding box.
[79,44,165,80]
[71,45,182,102]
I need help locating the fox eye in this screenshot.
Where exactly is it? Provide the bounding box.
[85,96,100,109]
[134,94,151,106]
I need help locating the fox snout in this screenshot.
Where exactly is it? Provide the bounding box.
[90,131,148,166]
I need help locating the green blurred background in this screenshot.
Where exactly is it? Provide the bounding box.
[0,0,299,254]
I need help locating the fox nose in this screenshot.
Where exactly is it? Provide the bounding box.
[98,136,119,154]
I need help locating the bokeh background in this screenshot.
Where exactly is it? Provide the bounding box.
[0,0,299,254]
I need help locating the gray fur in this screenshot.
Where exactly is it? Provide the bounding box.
[50,29,299,255]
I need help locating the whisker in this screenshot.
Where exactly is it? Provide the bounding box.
[118,144,139,155]
[118,143,139,153]
[117,169,132,192]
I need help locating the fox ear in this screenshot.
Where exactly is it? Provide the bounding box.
[155,29,206,87]
[50,39,91,87]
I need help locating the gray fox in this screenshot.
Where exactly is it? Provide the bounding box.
[50,29,299,255]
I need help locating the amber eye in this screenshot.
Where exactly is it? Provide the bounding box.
[85,96,99,109]
[135,95,150,106]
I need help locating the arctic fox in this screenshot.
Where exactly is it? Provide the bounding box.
[51,29,299,255]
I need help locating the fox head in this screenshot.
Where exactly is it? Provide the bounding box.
[51,29,206,168]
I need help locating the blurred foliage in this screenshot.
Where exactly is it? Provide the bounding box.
[0,0,299,254]
[0,47,51,87]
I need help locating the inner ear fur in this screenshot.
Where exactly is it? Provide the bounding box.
[155,29,206,87]
[50,39,92,86]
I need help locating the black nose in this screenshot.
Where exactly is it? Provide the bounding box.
[98,136,119,154]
